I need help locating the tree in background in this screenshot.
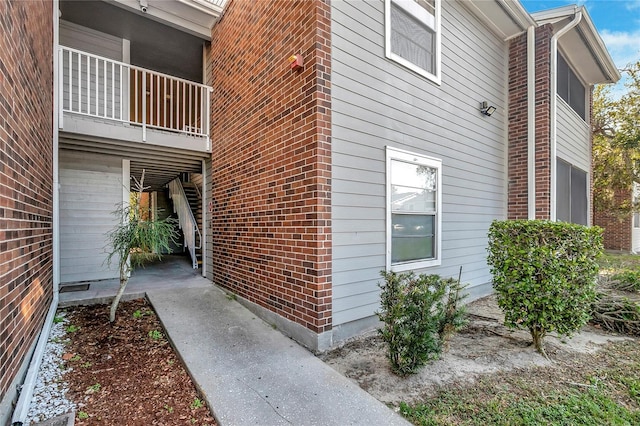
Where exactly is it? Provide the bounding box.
[593,61,640,218]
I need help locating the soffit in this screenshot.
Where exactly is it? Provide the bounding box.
[531,7,621,85]
[110,0,226,40]
[460,0,535,41]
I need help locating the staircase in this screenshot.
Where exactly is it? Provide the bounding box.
[168,178,202,269]
[182,181,203,268]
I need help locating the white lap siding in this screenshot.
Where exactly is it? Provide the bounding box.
[59,150,122,283]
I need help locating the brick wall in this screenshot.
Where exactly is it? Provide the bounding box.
[507,25,553,220]
[507,32,528,219]
[208,0,332,335]
[0,0,54,405]
[594,188,633,251]
[534,25,553,219]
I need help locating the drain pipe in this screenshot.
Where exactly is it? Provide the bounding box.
[549,7,582,221]
[12,1,61,424]
[527,24,536,219]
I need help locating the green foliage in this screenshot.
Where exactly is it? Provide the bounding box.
[53,315,64,324]
[487,220,603,355]
[400,388,640,426]
[105,170,179,322]
[87,383,101,393]
[77,411,89,420]
[148,330,163,340]
[377,271,467,375]
[190,398,204,409]
[65,325,79,333]
[593,62,640,216]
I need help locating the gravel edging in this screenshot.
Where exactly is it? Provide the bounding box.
[25,312,76,426]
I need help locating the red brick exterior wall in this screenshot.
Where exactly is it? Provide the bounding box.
[507,32,528,219]
[507,25,553,220]
[594,188,633,252]
[534,25,553,219]
[208,0,332,334]
[0,0,54,404]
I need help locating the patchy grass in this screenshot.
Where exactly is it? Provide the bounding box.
[599,253,640,273]
[399,254,640,425]
[399,338,640,425]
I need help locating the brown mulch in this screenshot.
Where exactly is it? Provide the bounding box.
[62,299,216,425]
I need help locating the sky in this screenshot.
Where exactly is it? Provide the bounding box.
[519,0,640,97]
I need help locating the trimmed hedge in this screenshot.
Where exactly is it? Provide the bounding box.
[487,220,603,355]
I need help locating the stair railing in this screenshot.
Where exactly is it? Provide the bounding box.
[168,178,202,269]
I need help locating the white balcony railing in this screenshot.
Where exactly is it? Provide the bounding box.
[59,45,212,145]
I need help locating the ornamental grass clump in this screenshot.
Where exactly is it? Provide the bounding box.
[377,271,467,375]
[487,220,603,357]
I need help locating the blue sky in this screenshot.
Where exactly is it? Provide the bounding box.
[520,0,640,95]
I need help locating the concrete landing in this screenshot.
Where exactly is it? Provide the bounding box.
[147,285,410,426]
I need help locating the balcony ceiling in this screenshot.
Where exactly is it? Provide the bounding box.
[60,135,207,192]
[60,0,212,82]
[110,0,225,40]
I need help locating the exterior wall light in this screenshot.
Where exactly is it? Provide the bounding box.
[480,101,496,117]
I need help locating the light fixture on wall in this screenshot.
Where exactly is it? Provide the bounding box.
[480,101,497,117]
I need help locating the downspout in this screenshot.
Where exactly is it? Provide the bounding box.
[527,25,536,219]
[550,8,582,221]
[12,1,61,424]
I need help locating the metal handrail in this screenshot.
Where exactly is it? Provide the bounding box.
[168,178,202,269]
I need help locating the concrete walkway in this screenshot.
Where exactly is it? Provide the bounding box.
[59,256,409,425]
[147,284,411,426]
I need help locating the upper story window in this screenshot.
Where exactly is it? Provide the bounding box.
[387,147,442,271]
[557,53,586,120]
[385,0,441,84]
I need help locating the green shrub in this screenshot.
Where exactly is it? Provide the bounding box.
[377,271,467,375]
[487,220,603,356]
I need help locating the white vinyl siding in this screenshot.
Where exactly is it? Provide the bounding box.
[331,0,507,328]
[59,20,123,62]
[60,150,122,283]
[60,21,124,121]
[557,95,590,173]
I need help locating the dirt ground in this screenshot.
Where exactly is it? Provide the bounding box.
[62,299,216,425]
[320,294,630,406]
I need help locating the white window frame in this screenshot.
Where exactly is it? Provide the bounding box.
[386,146,442,272]
[385,0,442,85]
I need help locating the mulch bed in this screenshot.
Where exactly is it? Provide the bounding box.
[62,299,216,425]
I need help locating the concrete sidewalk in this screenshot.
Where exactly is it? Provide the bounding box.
[147,285,410,426]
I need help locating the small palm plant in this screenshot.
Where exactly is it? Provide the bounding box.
[106,170,179,322]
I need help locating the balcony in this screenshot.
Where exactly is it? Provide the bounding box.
[58,45,213,153]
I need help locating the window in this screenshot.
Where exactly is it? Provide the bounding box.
[556,158,588,225]
[557,53,586,120]
[385,0,441,84]
[387,147,442,271]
